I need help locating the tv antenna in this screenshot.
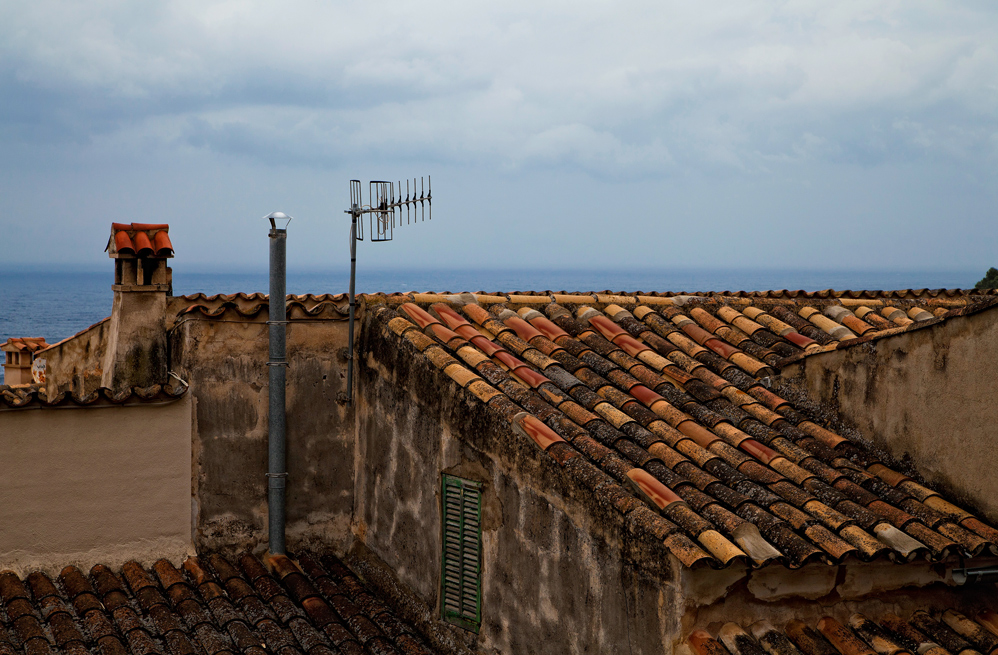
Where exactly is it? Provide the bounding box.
[343,177,432,404]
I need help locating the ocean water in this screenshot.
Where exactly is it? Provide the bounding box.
[0,267,982,384]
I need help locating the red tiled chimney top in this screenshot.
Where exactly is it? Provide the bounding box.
[2,337,49,353]
[106,223,173,258]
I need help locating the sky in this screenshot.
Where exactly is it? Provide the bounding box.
[1,1,996,273]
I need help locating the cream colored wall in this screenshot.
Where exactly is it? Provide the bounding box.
[0,396,193,573]
[778,306,998,521]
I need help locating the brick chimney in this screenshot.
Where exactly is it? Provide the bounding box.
[101,223,174,390]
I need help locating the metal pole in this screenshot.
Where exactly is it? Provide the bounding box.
[346,206,358,405]
[267,220,288,555]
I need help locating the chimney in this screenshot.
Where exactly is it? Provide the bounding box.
[101,223,174,390]
[1,338,48,386]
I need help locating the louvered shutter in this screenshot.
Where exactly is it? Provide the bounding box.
[440,474,482,632]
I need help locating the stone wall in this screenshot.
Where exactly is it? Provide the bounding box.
[777,305,998,521]
[169,311,356,556]
[353,308,685,655]
[0,396,192,574]
[36,317,110,396]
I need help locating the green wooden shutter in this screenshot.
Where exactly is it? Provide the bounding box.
[440,474,482,632]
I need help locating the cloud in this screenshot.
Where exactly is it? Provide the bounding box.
[2,0,996,176]
[1,1,997,276]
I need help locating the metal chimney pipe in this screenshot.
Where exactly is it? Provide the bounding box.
[952,566,998,585]
[265,211,290,555]
[345,203,358,405]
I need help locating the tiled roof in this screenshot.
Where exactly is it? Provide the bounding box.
[372,293,998,569]
[0,552,437,655]
[368,291,997,369]
[689,609,998,655]
[172,290,997,369]
[1,338,49,354]
[0,377,188,410]
[646,288,998,300]
[107,223,174,258]
[174,294,351,322]
[178,294,347,303]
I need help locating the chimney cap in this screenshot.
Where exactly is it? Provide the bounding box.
[264,212,292,230]
[106,223,173,258]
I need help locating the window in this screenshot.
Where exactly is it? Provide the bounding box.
[440,474,482,632]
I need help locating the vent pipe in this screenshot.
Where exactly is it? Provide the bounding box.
[265,211,291,555]
[952,566,998,585]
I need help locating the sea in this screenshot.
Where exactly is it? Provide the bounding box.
[0,267,982,384]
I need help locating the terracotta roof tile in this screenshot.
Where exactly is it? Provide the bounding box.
[370,290,998,571]
[0,554,435,655]
[106,223,173,257]
[2,377,188,410]
[1,337,49,353]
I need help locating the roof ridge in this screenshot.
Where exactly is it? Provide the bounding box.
[0,376,189,410]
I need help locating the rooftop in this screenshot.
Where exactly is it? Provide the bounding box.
[689,608,998,655]
[0,552,437,655]
[1,338,49,354]
[365,290,998,569]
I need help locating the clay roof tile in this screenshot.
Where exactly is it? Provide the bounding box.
[132,230,154,256]
[153,230,174,256]
[114,231,135,255]
[364,289,998,573]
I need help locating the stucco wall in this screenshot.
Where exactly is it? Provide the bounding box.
[0,396,193,573]
[778,306,998,521]
[169,314,355,555]
[102,290,169,390]
[354,309,684,655]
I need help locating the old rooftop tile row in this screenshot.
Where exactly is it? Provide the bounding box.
[176,289,996,308]
[375,296,998,570]
[0,378,189,411]
[663,288,998,300]
[177,300,350,322]
[689,609,998,655]
[0,552,436,655]
[171,291,997,370]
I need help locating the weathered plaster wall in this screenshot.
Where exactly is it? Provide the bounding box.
[354,309,685,655]
[0,396,192,573]
[102,290,169,390]
[778,306,998,520]
[37,317,110,396]
[169,314,355,556]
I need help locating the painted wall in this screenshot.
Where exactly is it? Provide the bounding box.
[353,308,685,655]
[778,306,998,521]
[169,313,356,556]
[0,396,192,573]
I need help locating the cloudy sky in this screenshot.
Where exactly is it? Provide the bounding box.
[1,1,995,274]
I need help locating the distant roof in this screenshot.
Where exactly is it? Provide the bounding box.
[1,338,49,354]
[689,609,998,655]
[372,291,998,569]
[106,223,174,258]
[0,552,436,655]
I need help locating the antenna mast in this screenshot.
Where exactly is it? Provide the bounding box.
[344,177,432,404]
